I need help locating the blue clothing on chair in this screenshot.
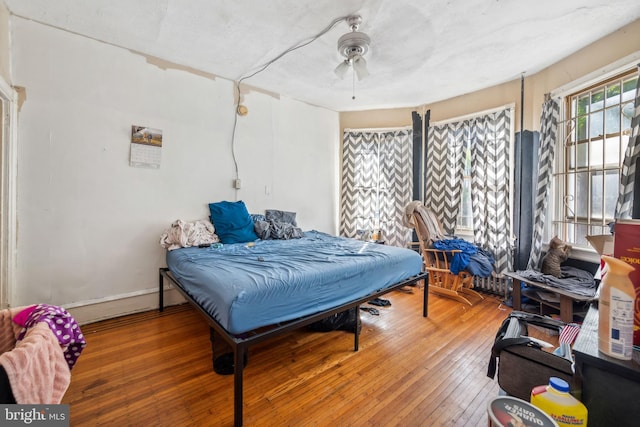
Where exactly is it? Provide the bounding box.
[468,248,495,277]
[432,238,494,277]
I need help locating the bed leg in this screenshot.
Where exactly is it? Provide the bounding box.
[234,344,247,427]
[423,278,429,317]
[354,305,360,351]
[158,268,165,312]
[209,328,216,370]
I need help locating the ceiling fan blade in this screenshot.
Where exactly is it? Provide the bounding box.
[334,60,351,79]
[352,55,369,80]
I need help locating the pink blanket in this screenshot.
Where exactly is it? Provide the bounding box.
[0,306,24,355]
[0,315,71,403]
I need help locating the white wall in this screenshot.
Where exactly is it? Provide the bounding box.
[0,2,9,82]
[10,17,340,322]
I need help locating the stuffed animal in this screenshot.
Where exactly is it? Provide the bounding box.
[541,236,572,278]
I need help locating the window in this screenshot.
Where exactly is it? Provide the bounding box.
[554,69,638,248]
[340,129,414,247]
[427,108,513,234]
[457,141,473,230]
[454,116,511,233]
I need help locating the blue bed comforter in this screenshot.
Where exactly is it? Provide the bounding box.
[166,231,423,335]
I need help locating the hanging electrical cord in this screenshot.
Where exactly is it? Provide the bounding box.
[229,15,349,185]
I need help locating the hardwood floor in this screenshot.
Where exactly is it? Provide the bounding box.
[63,288,516,426]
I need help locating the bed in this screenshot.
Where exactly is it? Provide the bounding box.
[159,230,427,426]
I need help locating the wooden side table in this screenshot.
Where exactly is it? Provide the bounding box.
[505,271,594,323]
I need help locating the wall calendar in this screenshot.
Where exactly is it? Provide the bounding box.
[130,125,163,169]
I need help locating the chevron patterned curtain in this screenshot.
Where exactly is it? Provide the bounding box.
[615,65,640,219]
[527,98,560,270]
[424,122,467,233]
[469,109,512,274]
[340,129,414,247]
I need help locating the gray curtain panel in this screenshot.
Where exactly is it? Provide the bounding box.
[426,107,513,274]
[424,121,467,234]
[527,98,560,270]
[340,129,414,247]
[469,109,513,275]
[615,65,640,220]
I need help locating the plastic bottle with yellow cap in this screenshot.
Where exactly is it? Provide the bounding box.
[598,255,636,360]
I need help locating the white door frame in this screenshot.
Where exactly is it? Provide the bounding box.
[0,75,17,309]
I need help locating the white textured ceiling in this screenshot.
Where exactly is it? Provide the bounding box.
[5,0,640,111]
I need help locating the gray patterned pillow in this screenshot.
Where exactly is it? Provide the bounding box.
[265,209,297,226]
[250,213,266,223]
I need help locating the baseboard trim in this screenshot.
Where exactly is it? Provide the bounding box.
[64,287,186,325]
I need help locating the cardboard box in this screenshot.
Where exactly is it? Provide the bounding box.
[586,234,614,256]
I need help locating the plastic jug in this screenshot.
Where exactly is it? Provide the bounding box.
[488,396,558,427]
[598,255,636,360]
[530,377,587,427]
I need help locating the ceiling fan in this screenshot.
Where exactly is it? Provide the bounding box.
[334,15,371,81]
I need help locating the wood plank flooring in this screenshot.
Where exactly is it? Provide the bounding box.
[63,288,516,426]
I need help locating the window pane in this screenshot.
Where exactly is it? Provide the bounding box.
[578,95,589,115]
[576,172,589,218]
[606,83,621,106]
[589,111,603,138]
[568,122,576,144]
[566,173,576,218]
[591,171,603,219]
[622,101,634,130]
[567,143,575,169]
[566,223,576,245]
[604,136,621,166]
[604,170,619,221]
[586,171,619,222]
[622,77,638,102]
[459,178,472,228]
[576,141,588,168]
[591,89,605,111]
[456,141,472,230]
[576,116,587,141]
[576,224,589,247]
[590,139,604,168]
[605,106,620,134]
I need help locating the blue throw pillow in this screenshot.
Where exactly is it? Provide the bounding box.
[208,200,258,244]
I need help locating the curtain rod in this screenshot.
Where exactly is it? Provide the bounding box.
[344,126,411,133]
[430,102,516,126]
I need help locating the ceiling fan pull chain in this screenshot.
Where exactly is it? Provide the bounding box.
[352,67,356,100]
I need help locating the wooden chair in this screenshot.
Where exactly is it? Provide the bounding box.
[412,211,484,306]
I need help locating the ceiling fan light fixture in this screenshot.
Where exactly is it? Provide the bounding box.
[334,59,351,79]
[352,55,369,80]
[335,15,371,80]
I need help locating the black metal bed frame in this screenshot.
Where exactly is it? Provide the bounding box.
[159,267,428,426]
